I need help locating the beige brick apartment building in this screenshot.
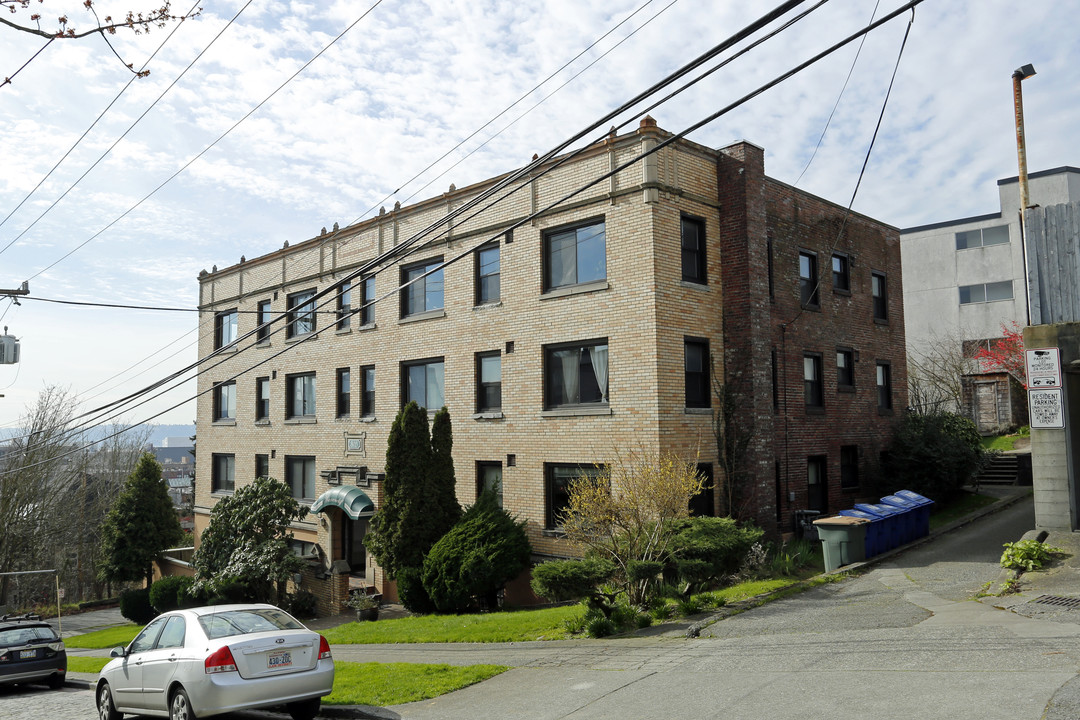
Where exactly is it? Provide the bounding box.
[195,118,906,615]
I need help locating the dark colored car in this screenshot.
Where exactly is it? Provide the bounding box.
[0,613,67,689]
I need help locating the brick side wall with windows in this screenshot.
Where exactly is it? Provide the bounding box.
[192,120,905,615]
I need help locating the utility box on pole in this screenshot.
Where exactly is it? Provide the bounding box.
[0,331,19,365]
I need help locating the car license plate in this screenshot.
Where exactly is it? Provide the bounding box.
[267,651,292,670]
[19,649,36,660]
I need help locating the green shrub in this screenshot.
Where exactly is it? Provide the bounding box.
[635,612,653,629]
[149,575,194,612]
[586,615,616,638]
[677,597,704,616]
[396,567,436,614]
[765,539,817,577]
[1000,540,1062,571]
[666,517,764,591]
[283,590,318,618]
[119,588,156,625]
[880,412,986,502]
[421,491,531,613]
[530,557,616,603]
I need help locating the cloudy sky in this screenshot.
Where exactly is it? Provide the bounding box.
[0,0,1076,432]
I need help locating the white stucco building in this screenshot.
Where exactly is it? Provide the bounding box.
[901,166,1080,429]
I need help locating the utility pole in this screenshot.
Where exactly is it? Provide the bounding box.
[0,281,29,299]
[1013,64,1036,325]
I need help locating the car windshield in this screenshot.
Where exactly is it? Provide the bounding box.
[0,625,56,646]
[198,608,304,640]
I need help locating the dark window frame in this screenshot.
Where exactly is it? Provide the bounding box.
[475,242,501,305]
[400,258,445,317]
[831,253,850,293]
[286,288,317,338]
[680,214,707,284]
[803,352,823,411]
[285,455,316,501]
[256,299,272,343]
[477,461,503,508]
[360,365,375,417]
[214,309,238,350]
[684,337,710,408]
[545,463,603,530]
[543,339,609,410]
[689,463,715,517]
[360,276,375,326]
[799,250,820,309]
[336,282,352,330]
[401,357,445,410]
[476,351,502,413]
[836,348,855,392]
[211,453,235,493]
[255,376,270,420]
[876,361,893,413]
[285,372,317,419]
[255,453,269,481]
[871,271,888,322]
[213,381,236,422]
[543,218,607,291]
[336,367,351,418]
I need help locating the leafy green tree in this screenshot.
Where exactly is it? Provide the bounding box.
[366,403,461,580]
[191,476,307,604]
[99,453,184,588]
[421,490,530,613]
[880,411,987,502]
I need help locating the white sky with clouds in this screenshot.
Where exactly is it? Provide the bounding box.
[0,0,1077,431]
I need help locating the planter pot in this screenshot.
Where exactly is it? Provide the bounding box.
[355,607,379,622]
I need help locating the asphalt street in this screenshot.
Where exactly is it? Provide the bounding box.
[4,490,1079,720]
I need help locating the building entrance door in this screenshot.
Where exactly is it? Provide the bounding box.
[344,518,369,576]
[975,382,999,433]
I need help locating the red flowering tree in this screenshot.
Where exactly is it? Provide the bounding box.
[973,321,1026,389]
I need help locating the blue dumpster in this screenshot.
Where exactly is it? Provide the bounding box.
[878,495,917,544]
[854,503,904,550]
[892,490,934,537]
[839,508,883,558]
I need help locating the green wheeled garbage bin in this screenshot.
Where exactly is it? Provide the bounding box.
[812,515,870,572]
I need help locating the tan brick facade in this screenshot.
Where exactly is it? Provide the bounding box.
[193,120,904,615]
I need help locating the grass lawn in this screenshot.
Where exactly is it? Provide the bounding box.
[63,656,507,706]
[323,604,580,644]
[65,624,141,649]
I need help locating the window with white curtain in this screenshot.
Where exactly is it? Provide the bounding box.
[544,340,608,409]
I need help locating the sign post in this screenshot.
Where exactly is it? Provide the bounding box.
[1025,348,1065,429]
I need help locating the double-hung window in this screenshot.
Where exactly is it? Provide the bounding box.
[836,349,854,391]
[360,276,376,325]
[286,372,316,419]
[337,282,352,330]
[214,310,238,350]
[477,461,503,508]
[336,368,351,418]
[545,463,603,530]
[876,362,893,411]
[255,453,269,481]
[286,289,316,338]
[871,271,888,322]
[544,220,606,291]
[285,455,316,501]
[213,381,236,421]
[803,353,823,410]
[476,243,500,304]
[544,340,608,409]
[681,215,707,284]
[476,352,501,412]
[212,454,235,493]
[832,254,850,292]
[799,251,819,308]
[256,299,272,343]
[360,365,375,416]
[255,376,270,420]
[401,259,444,317]
[403,358,444,410]
[684,338,710,408]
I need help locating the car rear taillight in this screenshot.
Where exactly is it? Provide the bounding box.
[204,645,238,674]
[318,635,332,661]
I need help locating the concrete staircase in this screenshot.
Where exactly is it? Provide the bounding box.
[977,452,1020,485]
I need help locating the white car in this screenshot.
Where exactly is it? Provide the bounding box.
[96,604,334,720]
